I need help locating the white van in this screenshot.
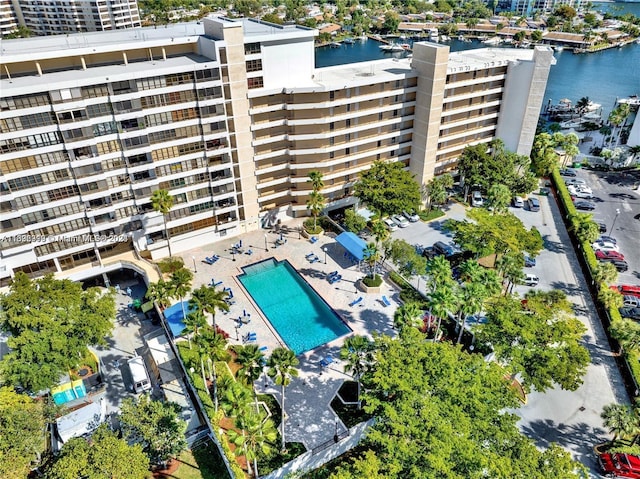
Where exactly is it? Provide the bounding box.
[128,356,151,393]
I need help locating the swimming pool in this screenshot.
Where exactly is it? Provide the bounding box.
[163,301,196,337]
[238,258,350,355]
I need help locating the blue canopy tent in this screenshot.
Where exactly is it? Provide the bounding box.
[335,232,368,261]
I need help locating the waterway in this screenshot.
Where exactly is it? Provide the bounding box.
[315,3,640,116]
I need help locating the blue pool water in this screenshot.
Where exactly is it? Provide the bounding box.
[163,301,196,337]
[238,258,350,355]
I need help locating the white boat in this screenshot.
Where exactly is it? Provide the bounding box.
[440,35,450,42]
[330,42,342,48]
[559,119,584,129]
[343,37,355,44]
[483,37,502,45]
[457,35,465,41]
[618,96,640,106]
[554,45,564,51]
[380,43,405,52]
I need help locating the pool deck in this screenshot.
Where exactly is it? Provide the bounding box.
[177,221,398,450]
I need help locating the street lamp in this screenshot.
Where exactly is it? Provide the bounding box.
[232,249,236,262]
[264,234,268,251]
[323,247,328,264]
[610,208,621,235]
[192,256,197,273]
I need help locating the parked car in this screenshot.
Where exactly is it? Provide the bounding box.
[598,235,617,244]
[393,214,410,228]
[619,307,640,321]
[571,189,594,199]
[523,255,536,267]
[565,178,587,186]
[527,197,540,212]
[421,246,437,259]
[595,250,625,261]
[512,196,525,208]
[599,452,640,478]
[624,295,640,308]
[403,210,420,222]
[383,217,398,231]
[611,285,640,299]
[523,273,539,286]
[433,241,456,257]
[575,201,596,211]
[471,190,483,207]
[567,184,593,194]
[591,241,620,252]
[597,222,607,233]
[599,259,629,272]
[559,168,577,177]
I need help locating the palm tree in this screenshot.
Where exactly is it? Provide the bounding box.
[568,213,599,244]
[593,262,618,286]
[150,189,174,257]
[608,103,631,147]
[266,347,299,451]
[190,284,230,330]
[576,96,591,115]
[235,344,266,412]
[235,410,277,479]
[306,191,325,231]
[393,302,423,331]
[370,219,390,247]
[599,286,624,310]
[457,282,485,345]
[496,252,524,295]
[610,319,640,355]
[182,309,206,349]
[308,170,324,192]
[221,381,252,419]
[197,326,229,412]
[486,184,511,215]
[428,284,459,342]
[601,403,636,445]
[426,255,453,292]
[145,278,172,309]
[363,242,380,279]
[629,145,640,162]
[170,268,193,326]
[340,335,374,409]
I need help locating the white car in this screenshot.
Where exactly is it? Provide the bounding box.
[572,189,594,199]
[471,191,483,207]
[565,178,587,186]
[568,185,593,195]
[591,241,620,252]
[383,217,398,231]
[403,211,420,222]
[393,214,410,228]
[512,196,525,208]
[523,273,539,286]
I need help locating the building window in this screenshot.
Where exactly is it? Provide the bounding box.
[246,59,263,72]
[247,77,264,89]
[245,43,261,54]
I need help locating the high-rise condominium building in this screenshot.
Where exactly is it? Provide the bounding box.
[0,16,554,285]
[0,0,140,37]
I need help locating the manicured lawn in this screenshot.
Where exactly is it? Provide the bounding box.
[160,443,229,479]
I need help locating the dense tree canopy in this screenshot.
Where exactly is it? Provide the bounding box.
[353,161,421,217]
[478,291,590,393]
[0,273,116,392]
[119,395,187,465]
[458,139,537,196]
[330,329,585,478]
[0,387,46,479]
[446,208,543,260]
[44,424,149,479]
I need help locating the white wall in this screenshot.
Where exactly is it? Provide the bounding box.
[261,38,315,89]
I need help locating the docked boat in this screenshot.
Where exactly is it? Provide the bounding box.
[554,45,564,51]
[343,37,355,44]
[380,43,405,52]
[483,36,502,45]
[618,96,640,107]
[400,43,411,50]
[440,35,450,42]
[330,42,342,48]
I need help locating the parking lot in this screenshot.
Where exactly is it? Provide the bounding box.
[568,168,640,285]
[388,193,627,476]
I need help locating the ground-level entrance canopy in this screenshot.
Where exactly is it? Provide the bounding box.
[335,232,367,261]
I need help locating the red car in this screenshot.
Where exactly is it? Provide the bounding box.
[596,250,625,261]
[612,285,640,299]
[599,452,640,478]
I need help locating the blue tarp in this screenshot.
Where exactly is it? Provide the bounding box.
[335,232,367,261]
[163,301,196,337]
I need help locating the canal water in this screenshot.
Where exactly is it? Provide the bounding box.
[315,4,640,116]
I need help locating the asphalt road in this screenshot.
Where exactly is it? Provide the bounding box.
[573,168,640,285]
[388,192,628,477]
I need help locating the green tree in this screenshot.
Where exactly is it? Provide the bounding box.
[363,242,381,279]
[599,284,624,310]
[145,278,172,309]
[45,424,149,479]
[428,283,459,342]
[531,30,543,41]
[382,11,400,33]
[235,344,266,413]
[340,335,375,409]
[235,0,262,16]
[338,328,585,478]
[0,387,46,479]
[182,309,206,349]
[385,239,427,280]
[150,188,174,257]
[610,318,640,355]
[308,170,324,192]
[531,133,559,176]
[601,403,637,445]
[196,326,229,412]
[568,212,599,244]
[424,174,453,211]
[306,191,325,231]
[608,103,631,147]
[514,30,526,42]
[190,284,230,330]
[343,208,368,234]
[119,395,187,466]
[0,273,115,392]
[169,267,193,328]
[354,161,421,217]
[593,262,618,286]
[478,292,590,393]
[267,347,299,451]
[261,13,283,24]
[228,409,278,479]
[393,302,423,331]
[486,183,512,214]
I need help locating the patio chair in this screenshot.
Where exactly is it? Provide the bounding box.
[319,355,334,368]
[328,274,342,285]
[326,271,339,280]
[382,295,391,307]
[349,297,363,307]
[310,236,318,244]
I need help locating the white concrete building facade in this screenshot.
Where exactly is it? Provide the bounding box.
[0,16,554,284]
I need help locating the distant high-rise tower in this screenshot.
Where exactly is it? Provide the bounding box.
[0,0,141,36]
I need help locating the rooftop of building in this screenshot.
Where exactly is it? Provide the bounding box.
[447,46,542,73]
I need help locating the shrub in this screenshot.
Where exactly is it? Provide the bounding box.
[158,257,184,274]
[389,271,429,307]
[418,209,445,222]
[362,274,383,287]
[303,218,323,235]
